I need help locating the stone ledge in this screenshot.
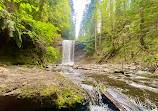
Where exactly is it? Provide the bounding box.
[0,66,88,111]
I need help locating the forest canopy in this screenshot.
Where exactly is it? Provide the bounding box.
[79,0,158,68]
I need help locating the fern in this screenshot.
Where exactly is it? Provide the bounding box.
[0,16,5,30]
[7,20,15,37]
[14,27,22,48]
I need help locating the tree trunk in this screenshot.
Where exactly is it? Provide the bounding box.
[95,20,97,52]
[4,0,15,13]
[39,0,45,21]
[99,32,101,47]
[139,1,147,49]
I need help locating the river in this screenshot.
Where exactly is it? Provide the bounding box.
[51,64,158,111]
[58,40,158,111]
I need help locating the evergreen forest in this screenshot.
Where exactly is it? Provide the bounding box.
[79,0,158,69]
[0,0,158,111]
[0,0,157,68]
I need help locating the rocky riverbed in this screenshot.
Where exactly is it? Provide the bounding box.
[0,63,157,111]
[0,66,88,111]
[53,63,158,110]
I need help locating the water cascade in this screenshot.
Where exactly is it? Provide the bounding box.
[62,40,75,65]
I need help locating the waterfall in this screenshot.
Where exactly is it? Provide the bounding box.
[62,40,75,65]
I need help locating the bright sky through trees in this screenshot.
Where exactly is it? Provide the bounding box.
[73,0,91,38]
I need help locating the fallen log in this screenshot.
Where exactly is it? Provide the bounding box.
[102,88,141,111]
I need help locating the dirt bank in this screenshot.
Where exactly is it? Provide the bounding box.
[0,66,87,111]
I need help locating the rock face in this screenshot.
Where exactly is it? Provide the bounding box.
[74,41,86,62]
[0,66,87,111]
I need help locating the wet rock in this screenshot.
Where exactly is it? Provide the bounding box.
[102,68,111,73]
[45,66,51,71]
[129,66,137,70]
[136,70,152,75]
[72,65,78,69]
[114,70,125,74]
[76,67,82,69]
[82,67,92,70]
[73,65,83,69]
[154,68,158,75]
[112,67,125,74]
[74,42,86,60]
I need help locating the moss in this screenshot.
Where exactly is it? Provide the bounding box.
[17,85,86,109]
[16,76,86,109]
[41,87,59,97]
[0,65,87,110]
[22,65,35,68]
[56,88,82,108]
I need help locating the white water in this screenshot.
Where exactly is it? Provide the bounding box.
[62,40,75,65]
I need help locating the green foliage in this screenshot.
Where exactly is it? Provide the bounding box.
[20,3,33,12]
[0,9,23,48]
[78,0,96,54]
[13,0,22,3]
[34,21,60,44]
[79,0,158,64]
[17,76,86,109]
[0,1,5,10]
[47,46,57,63]
[0,16,5,30]
[0,0,73,64]
[14,28,22,48]
[7,20,15,37]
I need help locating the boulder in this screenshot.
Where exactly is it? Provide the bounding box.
[154,68,158,75]
[0,66,87,111]
[103,68,111,73]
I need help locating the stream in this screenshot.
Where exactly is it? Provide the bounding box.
[51,64,158,111]
[57,40,158,111]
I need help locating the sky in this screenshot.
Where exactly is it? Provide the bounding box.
[73,0,91,38]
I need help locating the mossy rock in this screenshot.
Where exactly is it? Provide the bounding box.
[0,66,88,111]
